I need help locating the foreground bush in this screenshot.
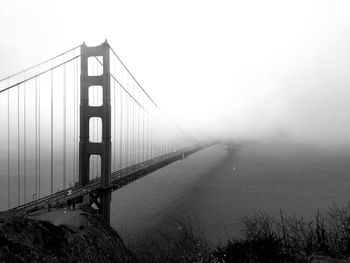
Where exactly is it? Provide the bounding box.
[130,219,214,263]
[214,204,350,262]
[130,203,350,262]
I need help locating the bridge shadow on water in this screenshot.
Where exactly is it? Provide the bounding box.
[111,142,350,247]
[110,144,239,245]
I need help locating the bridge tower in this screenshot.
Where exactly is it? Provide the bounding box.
[79,41,112,224]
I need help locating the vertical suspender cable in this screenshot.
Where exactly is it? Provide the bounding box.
[127,80,129,166]
[145,99,148,160]
[38,69,41,198]
[142,93,145,162]
[76,54,79,183]
[150,106,152,158]
[131,84,133,164]
[155,112,157,156]
[7,81,10,209]
[156,111,158,156]
[132,84,135,164]
[129,93,131,165]
[73,54,76,183]
[157,112,160,156]
[152,109,154,158]
[163,117,165,155]
[153,109,155,157]
[125,94,127,166]
[134,85,136,163]
[17,84,20,206]
[138,88,140,163]
[149,107,151,159]
[162,113,165,154]
[154,110,157,157]
[113,65,116,171]
[120,68,124,168]
[153,108,155,157]
[50,66,54,195]
[129,82,131,164]
[147,101,149,160]
[23,77,26,203]
[35,77,38,200]
[149,108,151,159]
[135,87,137,163]
[63,60,67,189]
[120,87,123,169]
[74,54,78,183]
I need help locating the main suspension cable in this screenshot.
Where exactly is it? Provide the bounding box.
[0,56,80,94]
[108,46,196,142]
[0,44,81,83]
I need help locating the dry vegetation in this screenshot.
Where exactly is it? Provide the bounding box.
[2,204,350,262]
[132,203,350,263]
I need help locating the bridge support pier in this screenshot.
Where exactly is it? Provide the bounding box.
[79,41,112,224]
[100,189,111,225]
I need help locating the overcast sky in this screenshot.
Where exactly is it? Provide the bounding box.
[1,0,350,146]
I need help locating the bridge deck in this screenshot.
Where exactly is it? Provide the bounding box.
[4,145,205,215]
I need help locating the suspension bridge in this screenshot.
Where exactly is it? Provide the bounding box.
[0,41,206,224]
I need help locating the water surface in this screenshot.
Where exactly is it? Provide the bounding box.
[110,142,350,245]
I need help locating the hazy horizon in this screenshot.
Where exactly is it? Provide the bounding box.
[1,0,349,146]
